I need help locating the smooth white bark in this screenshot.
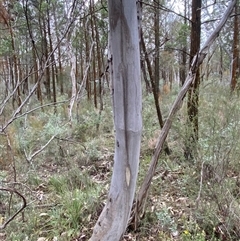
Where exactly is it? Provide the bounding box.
[90,0,142,240]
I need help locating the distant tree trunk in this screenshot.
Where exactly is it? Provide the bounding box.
[8,20,21,109]
[141,32,171,155]
[180,0,188,86]
[169,67,173,90]
[185,0,202,160]
[53,8,64,95]
[94,7,104,112]
[90,0,142,240]
[46,2,56,110]
[230,1,239,92]
[138,1,150,93]
[32,47,42,102]
[154,0,160,95]
[90,0,97,108]
[219,45,223,82]
[68,42,77,122]
[141,58,151,93]
[84,17,91,100]
[42,13,51,100]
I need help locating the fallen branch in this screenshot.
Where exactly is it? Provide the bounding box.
[0,188,27,229]
[130,0,237,229]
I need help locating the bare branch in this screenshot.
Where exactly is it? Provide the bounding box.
[140,0,191,22]
[24,133,58,164]
[0,188,27,229]
[15,99,70,119]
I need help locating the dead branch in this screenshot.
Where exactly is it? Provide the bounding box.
[24,134,57,164]
[0,187,27,229]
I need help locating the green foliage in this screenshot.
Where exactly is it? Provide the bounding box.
[48,168,95,193]
[3,77,240,240]
[5,167,102,241]
[16,112,68,159]
[177,23,190,44]
[0,36,12,55]
[156,208,177,233]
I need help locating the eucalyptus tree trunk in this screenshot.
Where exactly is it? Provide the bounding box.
[84,17,91,100]
[154,0,160,95]
[46,2,56,111]
[42,15,51,100]
[180,0,188,86]
[90,0,97,108]
[230,1,239,92]
[140,32,171,155]
[94,8,104,111]
[90,0,142,240]
[185,0,202,160]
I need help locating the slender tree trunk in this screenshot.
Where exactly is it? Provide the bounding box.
[41,8,51,100]
[219,45,223,82]
[90,1,142,240]
[95,32,103,111]
[33,48,42,103]
[90,0,97,108]
[141,58,151,93]
[141,32,171,155]
[46,2,56,111]
[185,0,202,160]
[230,1,239,92]
[180,0,188,86]
[94,6,104,123]
[137,1,150,93]
[84,18,91,100]
[53,8,64,95]
[154,0,160,96]
[8,20,21,109]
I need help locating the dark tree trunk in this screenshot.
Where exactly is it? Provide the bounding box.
[154,0,160,95]
[230,2,239,92]
[185,0,202,160]
[180,0,188,86]
[141,32,171,155]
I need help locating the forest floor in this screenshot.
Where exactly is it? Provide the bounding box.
[1,82,240,241]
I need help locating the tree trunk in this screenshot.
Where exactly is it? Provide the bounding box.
[180,0,188,86]
[90,0,97,108]
[46,2,56,111]
[154,0,160,95]
[141,32,171,155]
[185,0,202,160]
[84,17,91,100]
[53,7,64,95]
[90,1,142,240]
[230,1,239,92]
[42,14,51,100]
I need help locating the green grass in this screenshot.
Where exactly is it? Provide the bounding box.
[1,82,240,240]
